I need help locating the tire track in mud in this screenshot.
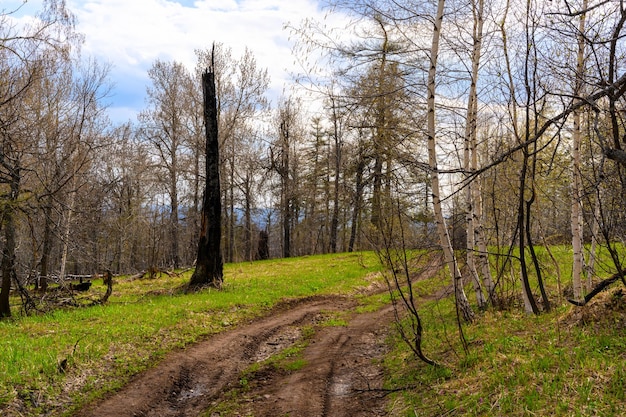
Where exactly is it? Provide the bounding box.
[74,296,355,417]
[238,303,395,417]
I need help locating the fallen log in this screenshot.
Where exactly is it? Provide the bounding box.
[567,270,624,306]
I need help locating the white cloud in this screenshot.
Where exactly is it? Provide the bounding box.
[4,0,351,123]
[62,0,336,122]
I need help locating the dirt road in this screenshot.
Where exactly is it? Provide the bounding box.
[74,295,395,417]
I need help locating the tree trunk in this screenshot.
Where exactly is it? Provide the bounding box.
[464,0,487,309]
[426,0,474,323]
[587,195,601,289]
[329,97,341,254]
[474,179,495,303]
[0,208,16,318]
[349,140,366,253]
[189,62,223,289]
[571,0,588,301]
[228,174,235,262]
[191,133,201,258]
[39,199,53,292]
[0,169,20,318]
[257,230,269,260]
[243,172,253,261]
[59,183,77,284]
[170,171,180,269]
[517,149,540,315]
[280,121,292,259]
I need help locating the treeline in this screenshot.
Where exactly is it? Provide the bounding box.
[2,0,626,318]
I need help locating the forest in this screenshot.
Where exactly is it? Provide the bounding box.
[1,0,626,415]
[1,0,625,323]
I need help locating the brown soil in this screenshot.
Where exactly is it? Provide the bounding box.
[74,256,443,417]
[73,296,395,417]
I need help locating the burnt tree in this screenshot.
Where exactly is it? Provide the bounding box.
[189,57,223,289]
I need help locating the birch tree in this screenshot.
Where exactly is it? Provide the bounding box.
[570,0,588,301]
[139,60,194,269]
[0,0,80,317]
[463,0,489,310]
[427,0,475,323]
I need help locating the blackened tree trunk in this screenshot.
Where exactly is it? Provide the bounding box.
[258,230,269,260]
[348,146,365,253]
[189,62,223,289]
[280,120,292,259]
[0,168,20,318]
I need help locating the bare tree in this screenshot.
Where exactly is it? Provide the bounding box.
[426,0,475,323]
[271,96,302,258]
[139,60,194,269]
[0,0,81,317]
[195,45,269,263]
[463,0,489,310]
[570,0,589,301]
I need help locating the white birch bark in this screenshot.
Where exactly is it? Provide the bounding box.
[571,0,588,301]
[464,0,487,309]
[471,0,495,302]
[427,0,475,323]
[59,177,77,285]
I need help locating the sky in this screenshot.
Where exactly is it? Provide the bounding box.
[4,0,343,124]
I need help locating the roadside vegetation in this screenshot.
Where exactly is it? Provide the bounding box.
[384,245,626,417]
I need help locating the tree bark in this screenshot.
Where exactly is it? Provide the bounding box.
[349,139,366,253]
[0,168,20,318]
[59,176,77,284]
[39,200,53,292]
[464,0,487,310]
[280,120,292,259]
[329,96,341,254]
[189,62,223,289]
[243,172,253,261]
[427,0,474,323]
[571,0,588,301]
[169,170,180,269]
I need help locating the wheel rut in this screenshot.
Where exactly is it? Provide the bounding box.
[232,302,396,417]
[73,296,359,417]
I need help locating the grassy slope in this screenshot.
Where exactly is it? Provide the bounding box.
[385,246,626,417]
[0,252,381,416]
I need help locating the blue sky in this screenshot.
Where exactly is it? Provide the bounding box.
[4,0,341,124]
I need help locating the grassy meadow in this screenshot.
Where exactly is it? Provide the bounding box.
[0,246,625,417]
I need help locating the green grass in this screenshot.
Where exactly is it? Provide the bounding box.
[382,246,626,417]
[3,245,625,417]
[384,299,626,416]
[0,252,381,416]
